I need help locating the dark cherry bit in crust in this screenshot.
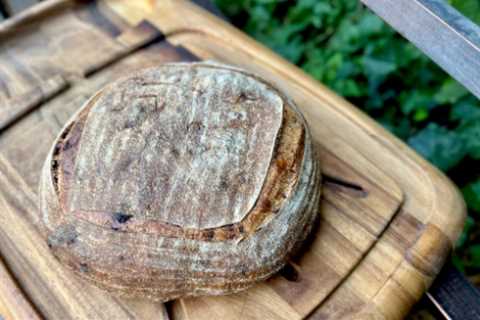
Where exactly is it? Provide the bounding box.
[38,62,321,301]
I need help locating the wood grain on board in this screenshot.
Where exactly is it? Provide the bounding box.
[0,257,41,320]
[0,1,466,319]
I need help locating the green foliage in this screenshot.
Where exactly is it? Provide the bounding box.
[408,124,466,171]
[214,0,480,274]
[459,119,480,160]
[463,182,480,212]
[449,0,480,25]
[463,244,480,269]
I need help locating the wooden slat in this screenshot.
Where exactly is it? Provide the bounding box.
[0,257,41,320]
[0,75,67,131]
[0,3,170,130]
[0,44,197,187]
[362,0,480,100]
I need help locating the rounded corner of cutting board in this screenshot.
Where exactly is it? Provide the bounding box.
[420,166,467,245]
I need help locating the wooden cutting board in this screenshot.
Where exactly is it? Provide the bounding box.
[0,1,466,319]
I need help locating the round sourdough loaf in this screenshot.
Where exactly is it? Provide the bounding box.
[38,62,321,301]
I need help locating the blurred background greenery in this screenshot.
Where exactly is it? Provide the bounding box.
[213,0,480,290]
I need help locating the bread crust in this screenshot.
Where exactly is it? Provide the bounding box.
[38,62,321,301]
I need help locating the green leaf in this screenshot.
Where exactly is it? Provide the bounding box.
[333,79,364,97]
[356,14,384,37]
[250,23,306,63]
[361,56,396,78]
[413,108,429,122]
[408,124,466,171]
[449,0,480,25]
[450,98,480,123]
[452,253,465,274]
[458,119,480,159]
[465,244,480,268]
[329,19,362,54]
[213,0,245,17]
[462,181,480,212]
[456,215,475,248]
[287,0,332,29]
[434,78,469,104]
[399,91,436,116]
